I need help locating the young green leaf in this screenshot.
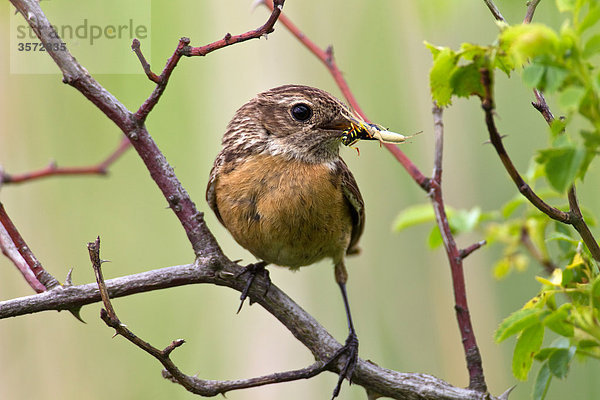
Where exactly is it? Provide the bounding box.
[495,308,545,343]
[583,34,600,59]
[500,24,560,65]
[428,47,458,106]
[450,62,486,98]
[536,146,586,192]
[558,86,586,110]
[543,304,575,337]
[556,0,576,13]
[548,347,575,378]
[393,204,438,232]
[533,362,552,400]
[513,323,544,380]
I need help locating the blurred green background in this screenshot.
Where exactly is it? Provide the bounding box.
[1,1,600,399]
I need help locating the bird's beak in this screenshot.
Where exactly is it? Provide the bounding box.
[340,114,408,147]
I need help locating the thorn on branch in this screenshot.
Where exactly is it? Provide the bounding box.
[163,339,185,357]
[458,240,487,261]
[325,45,334,66]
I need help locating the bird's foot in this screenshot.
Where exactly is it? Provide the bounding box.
[325,332,359,399]
[235,261,270,313]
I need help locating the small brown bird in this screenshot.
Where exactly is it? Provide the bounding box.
[206,85,406,398]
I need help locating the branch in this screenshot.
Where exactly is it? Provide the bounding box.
[261,0,430,191]
[428,105,487,392]
[9,0,221,257]
[480,68,600,262]
[0,202,59,292]
[132,0,285,122]
[480,69,569,221]
[1,248,495,400]
[87,237,329,396]
[480,2,600,262]
[524,0,542,24]
[482,0,506,23]
[1,137,130,184]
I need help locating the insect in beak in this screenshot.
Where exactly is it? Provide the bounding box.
[341,115,411,147]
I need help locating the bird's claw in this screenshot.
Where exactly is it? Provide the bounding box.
[327,332,359,399]
[235,261,270,313]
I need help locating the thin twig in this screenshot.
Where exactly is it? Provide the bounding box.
[480,68,600,262]
[131,38,160,83]
[531,89,555,125]
[261,0,430,191]
[185,0,284,57]
[0,202,59,292]
[520,226,556,274]
[88,236,337,396]
[429,105,487,392]
[480,69,570,221]
[524,0,542,24]
[459,240,488,261]
[2,137,130,184]
[482,0,507,22]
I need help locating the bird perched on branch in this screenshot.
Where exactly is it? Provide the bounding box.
[206,84,407,398]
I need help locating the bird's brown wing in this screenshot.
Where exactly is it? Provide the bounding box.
[338,158,365,255]
[206,164,225,226]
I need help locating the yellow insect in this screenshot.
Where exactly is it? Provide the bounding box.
[341,119,411,147]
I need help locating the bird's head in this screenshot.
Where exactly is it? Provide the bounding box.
[221,85,407,164]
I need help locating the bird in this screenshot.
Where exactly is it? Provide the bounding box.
[206,84,407,398]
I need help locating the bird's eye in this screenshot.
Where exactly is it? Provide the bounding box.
[291,103,313,121]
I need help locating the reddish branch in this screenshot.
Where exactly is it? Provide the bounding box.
[0,203,59,292]
[133,0,284,122]
[429,105,487,392]
[2,137,130,184]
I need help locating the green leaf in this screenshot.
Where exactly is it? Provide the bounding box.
[533,362,552,400]
[428,225,443,248]
[495,308,544,342]
[502,196,526,218]
[583,34,600,58]
[550,118,567,136]
[535,347,557,362]
[500,24,560,65]
[450,62,486,98]
[556,0,576,13]
[493,258,511,279]
[579,88,600,123]
[393,204,438,231]
[544,65,569,92]
[558,86,586,110]
[591,275,600,297]
[543,304,574,337]
[513,323,544,381]
[548,347,575,378]
[429,47,458,106]
[521,57,568,92]
[451,207,482,233]
[523,63,546,87]
[579,5,600,34]
[536,146,586,192]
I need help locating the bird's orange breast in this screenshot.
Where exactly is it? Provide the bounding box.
[214,154,353,268]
